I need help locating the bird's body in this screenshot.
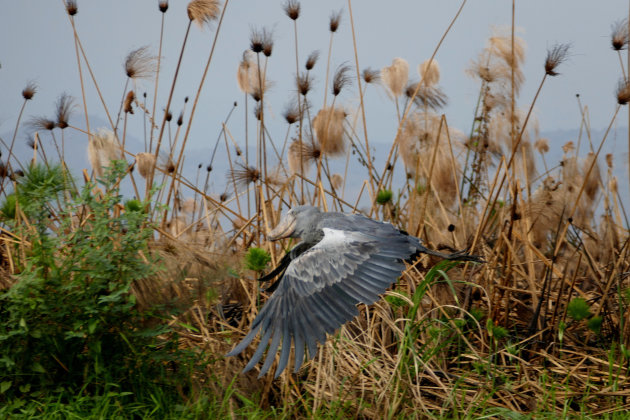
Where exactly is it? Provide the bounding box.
[227,206,482,378]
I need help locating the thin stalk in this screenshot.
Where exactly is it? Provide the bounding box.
[172,0,229,196]
[151,19,192,203]
[347,0,375,198]
[150,9,167,152]
[114,78,130,133]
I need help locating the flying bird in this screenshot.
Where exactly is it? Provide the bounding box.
[227,206,482,378]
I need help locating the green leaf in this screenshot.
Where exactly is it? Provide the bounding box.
[31,362,46,373]
[0,193,18,219]
[0,381,11,393]
[493,325,508,340]
[177,322,200,333]
[88,319,98,335]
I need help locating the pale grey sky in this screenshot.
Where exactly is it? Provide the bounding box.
[1,0,628,154]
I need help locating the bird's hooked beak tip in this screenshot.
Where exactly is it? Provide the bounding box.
[268,214,296,241]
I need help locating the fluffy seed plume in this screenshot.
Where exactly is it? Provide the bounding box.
[283,102,299,125]
[329,10,342,32]
[253,103,262,121]
[469,30,526,94]
[305,50,319,70]
[187,0,221,28]
[182,197,196,214]
[419,59,440,86]
[562,141,575,154]
[230,163,260,188]
[55,93,75,129]
[605,153,613,168]
[124,46,157,80]
[283,0,300,20]
[250,27,273,55]
[262,31,274,57]
[159,1,168,13]
[582,152,601,201]
[22,81,37,100]
[27,116,56,131]
[331,63,352,96]
[312,106,346,156]
[288,140,320,175]
[330,173,343,191]
[65,0,77,16]
[135,152,156,179]
[124,90,135,114]
[296,72,311,96]
[611,18,629,51]
[381,58,409,99]
[288,140,308,175]
[544,43,570,76]
[237,50,255,93]
[88,129,122,178]
[362,68,380,84]
[397,112,462,207]
[405,82,447,110]
[489,31,525,70]
[616,79,630,105]
[534,138,549,154]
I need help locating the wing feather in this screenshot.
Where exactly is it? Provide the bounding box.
[228,222,418,377]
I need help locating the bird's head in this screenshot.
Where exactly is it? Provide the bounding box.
[268,206,321,240]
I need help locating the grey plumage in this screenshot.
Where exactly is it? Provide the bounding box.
[226,206,482,378]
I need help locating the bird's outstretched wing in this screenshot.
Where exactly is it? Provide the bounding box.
[226,224,416,378]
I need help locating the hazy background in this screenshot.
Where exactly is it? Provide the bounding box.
[0,1,629,206]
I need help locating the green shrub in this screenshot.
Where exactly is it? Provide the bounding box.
[244,247,271,272]
[567,297,591,321]
[376,189,393,204]
[0,161,182,400]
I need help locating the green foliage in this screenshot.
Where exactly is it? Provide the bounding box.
[486,318,508,341]
[567,297,591,321]
[0,161,184,401]
[0,193,17,219]
[376,189,393,204]
[468,307,485,323]
[0,163,68,223]
[587,316,603,334]
[244,247,271,272]
[125,198,144,213]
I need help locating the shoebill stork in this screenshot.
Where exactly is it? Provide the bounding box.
[227,206,482,378]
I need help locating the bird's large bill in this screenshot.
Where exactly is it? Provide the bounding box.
[268,213,297,240]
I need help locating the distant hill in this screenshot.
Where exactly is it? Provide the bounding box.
[2,117,628,218]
